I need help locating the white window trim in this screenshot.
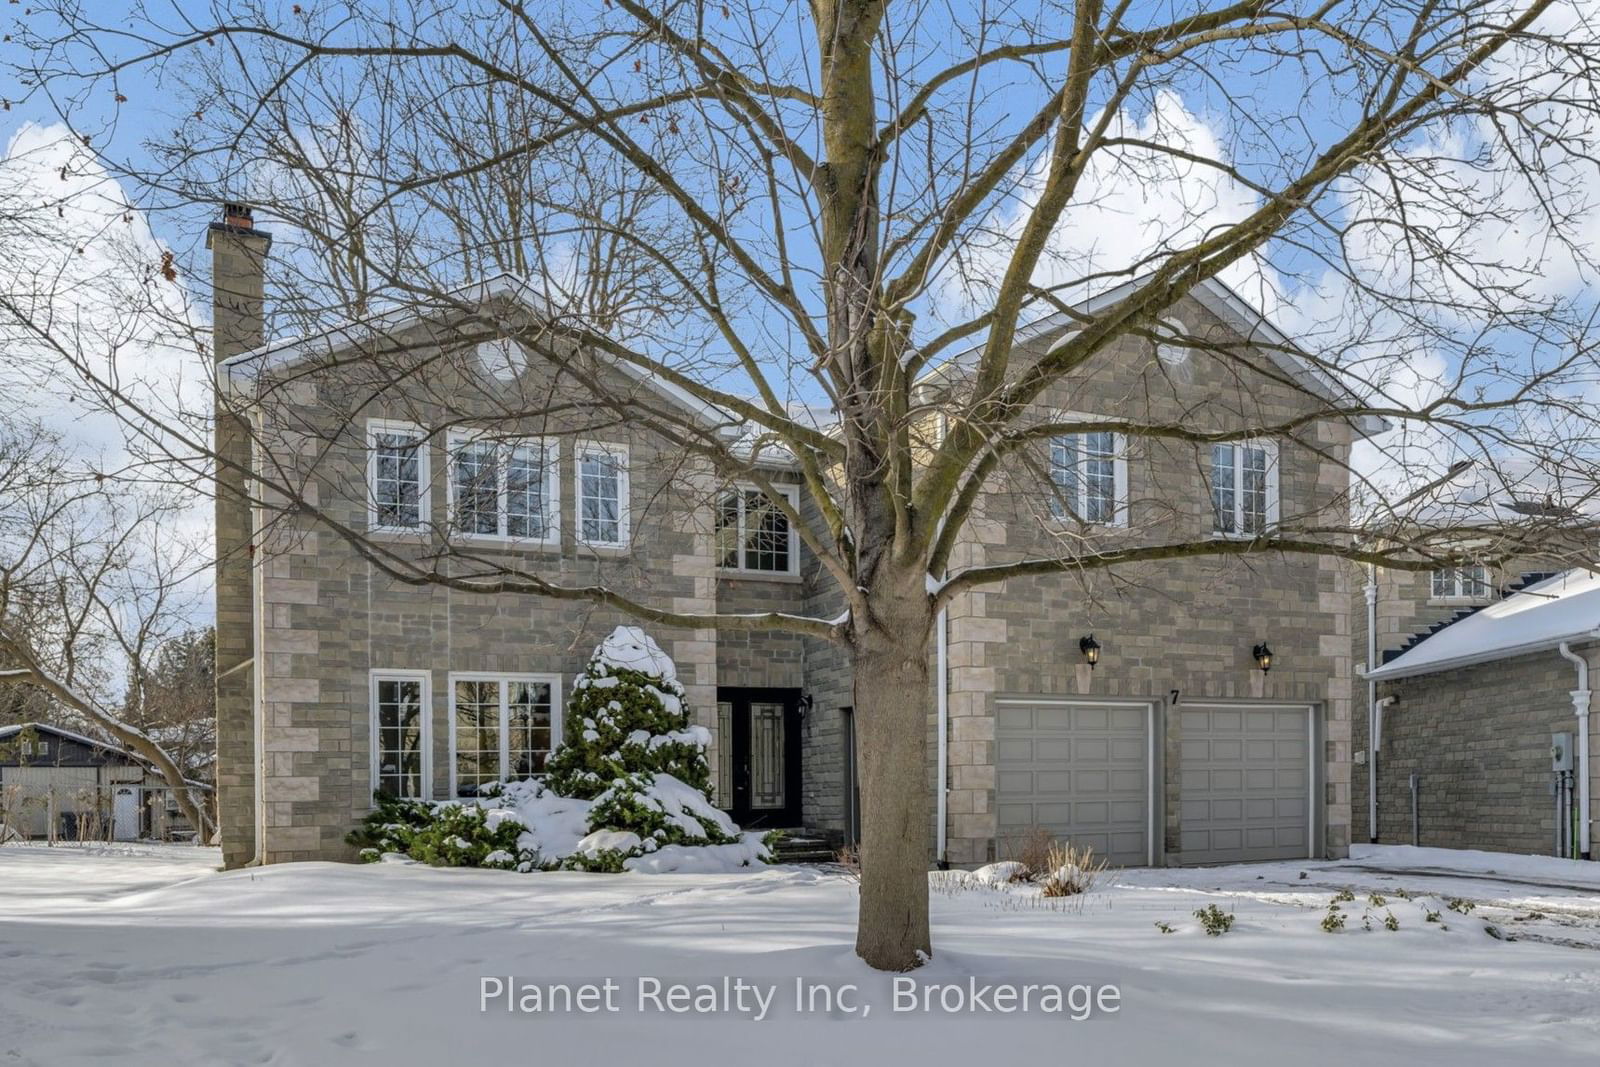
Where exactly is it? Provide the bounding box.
[1045,413,1130,528]
[445,671,564,799]
[574,441,631,549]
[1155,317,1191,367]
[368,668,433,805]
[1430,564,1492,602]
[366,418,431,533]
[1209,438,1281,538]
[716,483,802,577]
[444,430,561,547]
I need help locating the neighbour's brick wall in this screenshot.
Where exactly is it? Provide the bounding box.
[1373,647,1596,854]
[1351,558,1561,843]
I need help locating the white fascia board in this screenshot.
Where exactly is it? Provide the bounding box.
[1364,628,1600,682]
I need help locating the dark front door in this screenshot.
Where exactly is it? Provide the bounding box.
[717,687,802,828]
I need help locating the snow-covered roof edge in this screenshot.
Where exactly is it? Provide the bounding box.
[921,274,1390,439]
[0,721,136,757]
[218,272,739,435]
[1364,569,1600,682]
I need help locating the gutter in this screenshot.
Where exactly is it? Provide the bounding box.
[1558,642,1593,860]
[1365,567,1379,842]
[936,604,949,867]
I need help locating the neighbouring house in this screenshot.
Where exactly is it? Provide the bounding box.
[0,723,182,841]
[1361,569,1600,859]
[209,202,1381,870]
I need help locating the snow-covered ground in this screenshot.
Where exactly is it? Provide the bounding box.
[3,842,1600,1066]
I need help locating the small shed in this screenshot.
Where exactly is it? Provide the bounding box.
[0,723,171,842]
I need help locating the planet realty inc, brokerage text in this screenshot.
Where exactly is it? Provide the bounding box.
[479,976,1122,1021]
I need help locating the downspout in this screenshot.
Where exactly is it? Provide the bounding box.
[936,604,949,867]
[249,410,268,868]
[1365,567,1379,843]
[1558,642,1592,860]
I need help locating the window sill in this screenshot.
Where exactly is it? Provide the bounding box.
[449,533,562,553]
[716,569,803,584]
[366,526,433,542]
[1428,596,1492,607]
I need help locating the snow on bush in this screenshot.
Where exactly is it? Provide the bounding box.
[544,625,715,801]
[348,626,772,874]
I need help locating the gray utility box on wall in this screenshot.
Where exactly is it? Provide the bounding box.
[1552,732,1575,773]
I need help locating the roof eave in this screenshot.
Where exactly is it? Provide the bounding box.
[1364,628,1600,682]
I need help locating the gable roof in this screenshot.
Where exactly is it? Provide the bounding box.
[921,274,1390,438]
[0,721,141,760]
[218,273,738,434]
[1364,569,1600,681]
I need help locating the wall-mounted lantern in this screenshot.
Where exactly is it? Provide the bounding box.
[1252,642,1274,675]
[1079,634,1102,669]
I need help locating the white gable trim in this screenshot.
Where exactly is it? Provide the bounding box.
[219,273,736,433]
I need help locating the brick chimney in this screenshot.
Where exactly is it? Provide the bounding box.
[206,202,270,870]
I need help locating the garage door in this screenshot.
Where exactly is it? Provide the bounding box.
[996,700,1151,867]
[1179,704,1312,864]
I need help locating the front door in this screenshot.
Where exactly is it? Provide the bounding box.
[717,687,802,828]
[112,786,141,841]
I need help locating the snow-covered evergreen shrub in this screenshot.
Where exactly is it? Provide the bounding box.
[348,793,530,870]
[544,626,714,800]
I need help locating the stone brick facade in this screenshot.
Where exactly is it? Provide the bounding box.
[1370,648,1596,853]
[213,244,1364,869]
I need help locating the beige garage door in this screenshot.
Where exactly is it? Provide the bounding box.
[1179,703,1312,864]
[996,700,1151,867]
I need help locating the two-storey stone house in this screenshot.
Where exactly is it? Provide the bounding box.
[210,204,1377,870]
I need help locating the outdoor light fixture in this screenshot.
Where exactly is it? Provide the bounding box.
[1253,642,1274,674]
[797,692,814,717]
[1079,634,1102,668]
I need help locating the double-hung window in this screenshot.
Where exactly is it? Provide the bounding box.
[370,671,430,800]
[367,420,429,532]
[449,674,561,797]
[447,432,559,544]
[1210,440,1279,536]
[1432,565,1490,600]
[576,444,629,548]
[1048,428,1127,526]
[715,485,799,575]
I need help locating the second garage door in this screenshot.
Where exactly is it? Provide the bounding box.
[1179,703,1312,864]
[995,700,1151,867]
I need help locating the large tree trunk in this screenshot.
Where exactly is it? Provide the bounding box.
[851,582,935,970]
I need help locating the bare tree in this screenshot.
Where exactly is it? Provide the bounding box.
[0,425,215,840]
[13,0,1600,967]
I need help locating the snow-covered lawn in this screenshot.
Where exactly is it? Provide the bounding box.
[4,843,1600,1066]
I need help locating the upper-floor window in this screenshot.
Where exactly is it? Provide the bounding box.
[447,432,559,545]
[1210,440,1279,536]
[449,673,560,798]
[716,485,799,575]
[1432,565,1490,600]
[576,443,629,548]
[1049,430,1127,526]
[367,420,430,532]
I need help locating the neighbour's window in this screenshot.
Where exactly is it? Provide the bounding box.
[448,433,558,543]
[576,445,629,547]
[368,421,429,531]
[715,485,799,575]
[1432,565,1491,600]
[372,673,428,800]
[1211,440,1278,535]
[1049,430,1124,525]
[450,675,559,798]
